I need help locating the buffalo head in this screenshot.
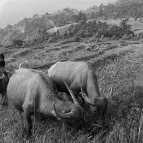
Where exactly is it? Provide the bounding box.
[80,86,113,127]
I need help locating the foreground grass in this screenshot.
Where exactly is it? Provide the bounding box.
[1,39,143,142]
[1,85,143,143]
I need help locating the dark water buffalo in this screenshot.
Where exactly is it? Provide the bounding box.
[0,53,5,68]
[48,61,113,127]
[0,53,8,104]
[7,68,83,136]
[0,71,9,105]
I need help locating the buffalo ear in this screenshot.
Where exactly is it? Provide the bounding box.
[0,73,5,79]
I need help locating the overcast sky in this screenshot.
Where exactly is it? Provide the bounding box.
[0,0,117,28]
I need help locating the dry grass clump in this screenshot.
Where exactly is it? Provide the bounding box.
[11,49,32,58]
[58,51,70,61]
[74,52,103,62]
[85,42,118,52]
[57,44,85,61]
[90,48,134,69]
[67,44,86,53]
[45,47,61,53]
[31,45,45,50]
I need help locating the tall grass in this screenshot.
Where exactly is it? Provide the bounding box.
[1,81,143,143]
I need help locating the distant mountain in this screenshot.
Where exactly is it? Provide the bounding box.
[0,1,143,46]
[0,8,81,46]
[0,15,53,46]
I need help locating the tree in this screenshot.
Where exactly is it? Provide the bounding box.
[73,12,87,22]
[120,18,128,28]
[78,12,86,21]
[99,3,104,17]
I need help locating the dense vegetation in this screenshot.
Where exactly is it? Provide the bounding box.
[1,0,143,47]
[60,19,134,41]
[86,0,143,20]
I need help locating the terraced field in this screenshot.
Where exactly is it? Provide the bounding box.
[1,38,143,143]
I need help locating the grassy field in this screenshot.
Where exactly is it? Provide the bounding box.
[1,35,143,143]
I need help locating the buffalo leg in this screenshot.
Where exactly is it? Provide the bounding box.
[1,93,7,106]
[23,108,32,136]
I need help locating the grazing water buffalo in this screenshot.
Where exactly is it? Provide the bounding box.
[7,68,83,136]
[48,61,113,127]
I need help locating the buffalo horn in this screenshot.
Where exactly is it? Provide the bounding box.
[53,102,79,119]
[0,73,4,79]
[64,82,80,107]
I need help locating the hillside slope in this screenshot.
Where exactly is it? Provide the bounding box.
[0,15,55,46]
[1,37,143,142]
[0,9,79,46]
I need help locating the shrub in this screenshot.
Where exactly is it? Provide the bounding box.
[47,37,57,43]
[66,19,134,40]
[13,39,24,47]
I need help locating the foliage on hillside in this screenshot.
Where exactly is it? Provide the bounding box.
[57,19,134,41]
[85,0,143,20]
[1,0,143,47]
[0,8,88,46]
[46,8,79,26]
[0,15,54,46]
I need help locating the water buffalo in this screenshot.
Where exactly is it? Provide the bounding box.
[7,68,83,136]
[0,53,5,68]
[0,71,9,105]
[48,61,113,127]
